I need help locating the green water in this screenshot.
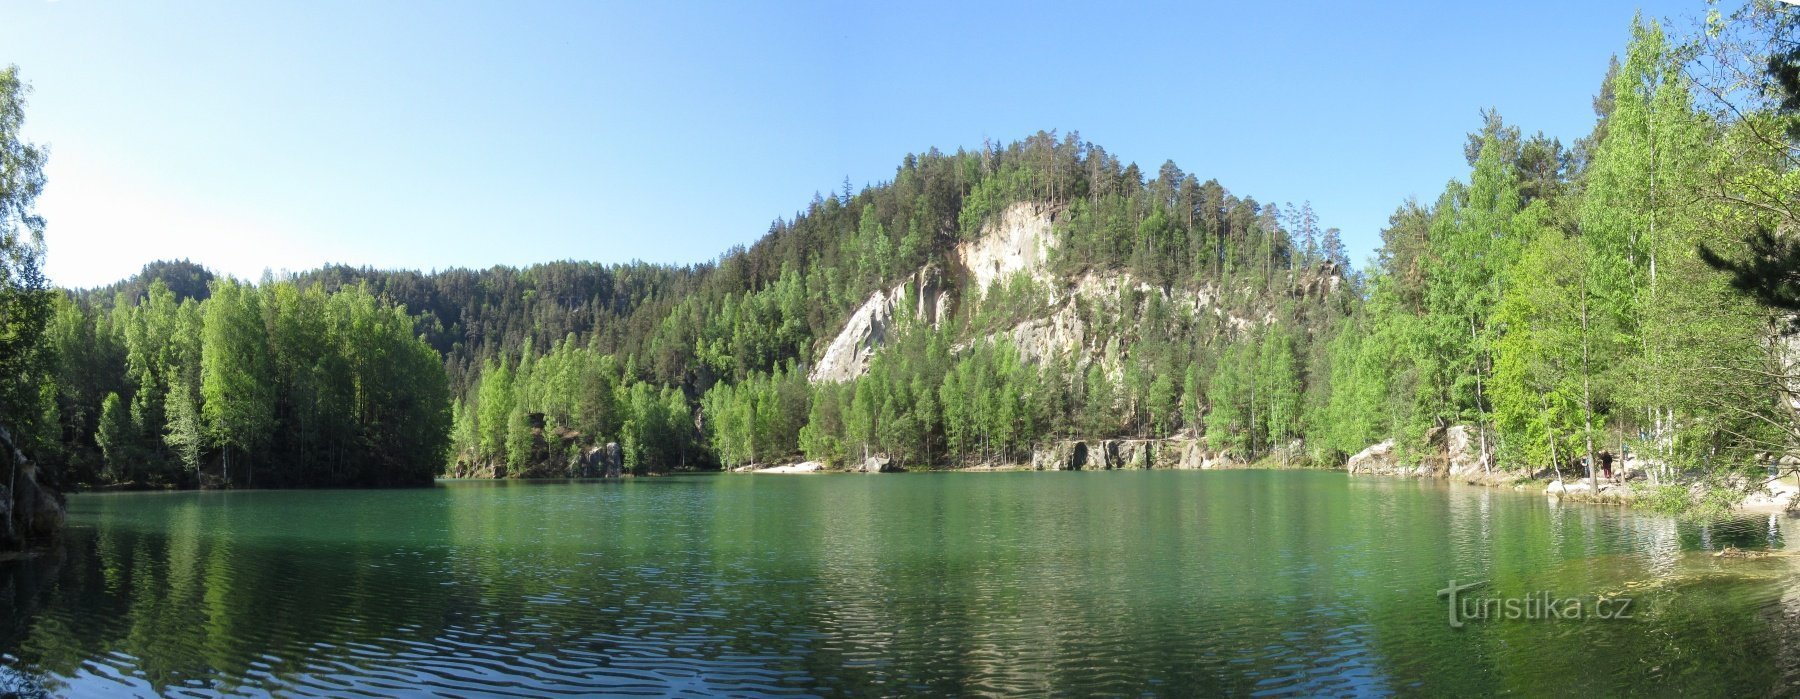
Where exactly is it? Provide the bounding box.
[2,471,1798,696]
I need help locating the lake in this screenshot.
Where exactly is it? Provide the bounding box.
[3,471,1798,696]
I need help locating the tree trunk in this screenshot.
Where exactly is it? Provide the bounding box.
[1582,270,1597,493]
[1473,315,1489,475]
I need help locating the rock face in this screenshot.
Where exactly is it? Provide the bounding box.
[810,266,949,383]
[957,202,1057,295]
[579,443,623,478]
[1031,438,1226,471]
[452,438,624,479]
[1444,425,1490,476]
[809,281,905,384]
[810,200,1345,385]
[0,424,64,551]
[1345,440,1398,475]
[603,442,623,477]
[1346,426,1496,479]
[1031,441,1077,470]
[1000,303,1088,367]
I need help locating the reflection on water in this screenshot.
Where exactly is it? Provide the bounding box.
[1,472,1798,696]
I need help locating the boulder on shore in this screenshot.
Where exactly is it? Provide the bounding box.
[1345,440,1397,475]
[0,424,64,552]
[1445,425,1491,476]
[854,455,903,473]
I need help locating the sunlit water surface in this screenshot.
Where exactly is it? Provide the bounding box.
[4,471,1800,696]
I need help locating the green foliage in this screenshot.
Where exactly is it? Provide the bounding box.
[201,279,275,480]
[42,279,451,488]
[0,66,53,468]
[31,16,1800,499]
[701,361,808,467]
[1303,12,1795,497]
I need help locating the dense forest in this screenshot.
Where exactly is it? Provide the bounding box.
[6,5,1800,503]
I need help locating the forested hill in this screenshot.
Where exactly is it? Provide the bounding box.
[31,10,1800,499]
[42,127,1355,486]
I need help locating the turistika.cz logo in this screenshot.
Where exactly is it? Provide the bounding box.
[1437,579,1634,628]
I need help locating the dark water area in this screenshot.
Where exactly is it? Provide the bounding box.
[4,471,1800,696]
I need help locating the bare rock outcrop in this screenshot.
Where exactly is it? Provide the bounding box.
[1031,442,1077,470]
[579,443,623,478]
[1346,425,1495,479]
[809,282,905,384]
[1346,440,1398,475]
[0,424,63,552]
[853,455,904,473]
[1003,303,1088,366]
[813,200,1337,385]
[810,266,948,383]
[1444,425,1490,476]
[1115,440,1156,470]
[1031,438,1224,471]
[957,202,1057,295]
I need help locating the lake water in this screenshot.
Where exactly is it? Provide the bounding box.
[3,471,1799,696]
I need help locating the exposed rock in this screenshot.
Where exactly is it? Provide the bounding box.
[603,442,622,477]
[1013,434,1221,470]
[1742,479,1799,511]
[1031,441,1078,470]
[1031,438,1221,471]
[1346,426,1493,479]
[854,455,903,473]
[812,200,1329,386]
[1171,440,1208,469]
[957,202,1056,295]
[809,281,906,383]
[446,456,496,479]
[1002,303,1088,366]
[915,264,950,327]
[1545,479,1636,503]
[810,266,948,383]
[1095,440,1121,469]
[1346,440,1397,475]
[1116,440,1155,469]
[1445,425,1492,476]
[0,423,64,552]
[575,443,624,478]
[1265,438,1308,466]
[1297,261,1344,299]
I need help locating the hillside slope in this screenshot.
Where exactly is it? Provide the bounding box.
[47,133,1356,484]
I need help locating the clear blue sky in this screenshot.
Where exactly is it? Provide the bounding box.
[4,0,1698,289]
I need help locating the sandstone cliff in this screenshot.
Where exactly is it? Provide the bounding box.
[808,200,1301,384]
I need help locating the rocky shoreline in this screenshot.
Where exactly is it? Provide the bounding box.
[728,424,1800,517]
[1341,424,1800,515]
[734,436,1252,474]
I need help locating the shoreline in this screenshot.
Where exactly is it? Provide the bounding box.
[729,458,1800,518]
[66,463,1800,519]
